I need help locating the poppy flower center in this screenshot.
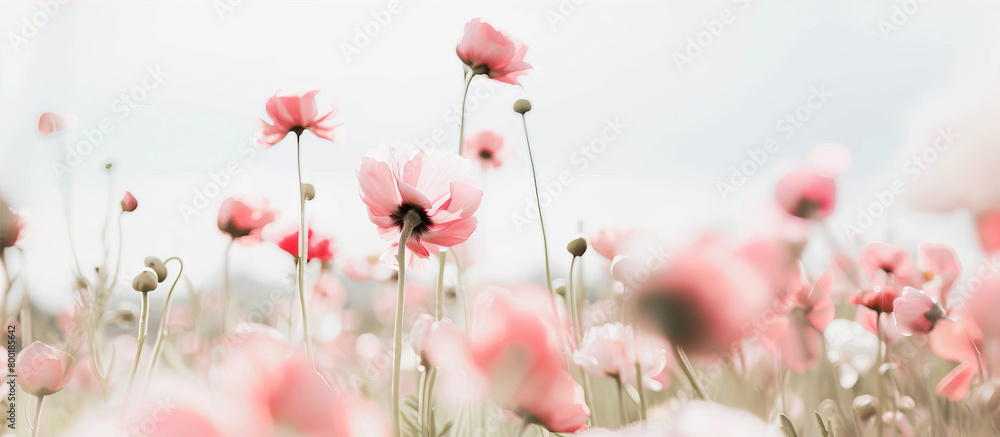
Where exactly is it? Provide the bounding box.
[391,202,432,236]
[637,292,703,349]
[479,150,493,160]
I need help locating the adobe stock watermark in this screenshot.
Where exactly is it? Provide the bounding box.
[840,126,959,238]
[51,66,169,180]
[510,117,626,232]
[546,0,589,30]
[7,0,67,54]
[177,134,259,223]
[716,85,834,201]
[876,0,930,40]
[340,0,403,64]
[672,0,751,73]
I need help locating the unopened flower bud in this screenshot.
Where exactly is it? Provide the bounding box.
[121,191,137,212]
[853,395,880,423]
[513,99,532,114]
[144,256,168,283]
[567,237,588,257]
[303,183,315,201]
[132,268,158,292]
[897,395,915,410]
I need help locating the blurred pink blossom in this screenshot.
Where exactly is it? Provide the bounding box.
[37,112,78,135]
[463,130,514,170]
[16,341,75,397]
[218,196,278,244]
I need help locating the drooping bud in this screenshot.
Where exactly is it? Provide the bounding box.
[121,191,137,212]
[131,268,158,292]
[567,237,588,258]
[853,395,880,423]
[303,183,316,201]
[513,99,532,114]
[144,256,168,283]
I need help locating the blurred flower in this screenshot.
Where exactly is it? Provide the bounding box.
[0,196,24,250]
[631,235,772,358]
[456,18,531,85]
[929,309,985,401]
[468,287,590,433]
[274,226,336,263]
[218,196,278,243]
[579,401,772,436]
[37,112,78,135]
[774,170,836,219]
[312,270,346,311]
[892,288,945,336]
[16,341,75,397]
[121,191,137,212]
[918,242,961,306]
[588,228,656,261]
[462,130,513,170]
[357,144,482,268]
[257,89,338,148]
[343,256,394,282]
[410,314,463,369]
[850,286,901,314]
[573,323,668,390]
[825,319,879,388]
[760,270,836,373]
[859,242,917,287]
[976,209,1000,253]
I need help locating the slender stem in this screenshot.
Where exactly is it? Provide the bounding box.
[418,368,428,436]
[294,131,315,368]
[392,211,421,437]
[518,114,555,297]
[457,73,475,156]
[567,256,582,344]
[671,344,707,400]
[143,257,184,394]
[634,359,647,420]
[435,252,446,321]
[425,367,438,435]
[876,312,885,437]
[122,291,149,417]
[221,239,234,337]
[616,377,627,426]
[29,395,44,437]
[0,252,10,324]
[108,211,125,293]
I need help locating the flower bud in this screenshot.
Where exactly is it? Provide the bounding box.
[567,237,588,258]
[144,256,168,283]
[132,268,158,292]
[853,395,880,423]
[303,183,316,201]
[121,191,137,212]
[513,99,532,114]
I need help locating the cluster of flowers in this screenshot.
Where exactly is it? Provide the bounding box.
[4,15,1000,437]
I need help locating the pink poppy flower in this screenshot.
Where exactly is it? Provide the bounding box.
[761,271,836,373]
[218,196,278,243]
[468,287,590,433]
[892,288,946,336]
[850,286,902,314]
[37,112,78,135]
[859,242,916,286]
[936,361,980,401]
[0,196,24,249]
[928,310,985,400]
[257,89,338,148]
[631,234,772,358]
[16,341,75,397]
[410,314,464,369]
[462,130,514,170]
[588,228,657,261]
[918,242,961,306]
[121,191,137,212]
[976,209,1000,253]
[357,144,482,268]
[456,18,532,85]
[274,226,336,263]
[774,170,836,219]
[573,323,668,389]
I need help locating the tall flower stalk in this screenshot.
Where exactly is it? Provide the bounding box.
[293,130,315,367]
[143,256,183,394]
[513,100,557,302]
[392,211,420,437]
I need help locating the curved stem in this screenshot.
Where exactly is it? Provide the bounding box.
[108,211,125,293]
[457,73,475,156]
[221,240,234,337]
[672,344,707,400]
[29,395,44,437]
[392,211,421,437]
[435,251,446,321]
[122,291,149,418]
[294,131,315,368]
[518,114,558,318]
[143,257,184,395]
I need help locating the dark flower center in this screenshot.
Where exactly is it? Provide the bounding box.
[637,292,703,349]
[290,126,305,136]
[391,202,432,236]
[479,150,493,160]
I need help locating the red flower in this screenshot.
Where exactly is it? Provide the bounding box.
[850,285,901,313]
[275,227,336,263]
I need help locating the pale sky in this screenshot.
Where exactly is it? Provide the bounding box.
[1,1,998,312]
